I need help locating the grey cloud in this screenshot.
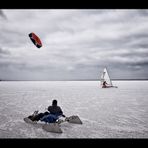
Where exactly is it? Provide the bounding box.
[0,47,10,55]
[0,10,7,19]
[137,9,148,16]
[0,9,148,80]
[0,28,26,48]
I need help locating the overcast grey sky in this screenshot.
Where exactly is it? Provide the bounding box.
[0,9,148,80]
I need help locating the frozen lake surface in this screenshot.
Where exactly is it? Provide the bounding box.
[0,81,148,138]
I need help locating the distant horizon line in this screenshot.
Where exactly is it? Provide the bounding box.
[0,79,148,81]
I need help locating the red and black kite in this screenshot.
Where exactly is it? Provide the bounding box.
[29,33,42,48]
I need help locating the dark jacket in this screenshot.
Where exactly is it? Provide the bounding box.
[103,81,107,86]
[48,105,63,115]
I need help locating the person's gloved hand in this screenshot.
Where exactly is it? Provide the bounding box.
[62,114,66,117]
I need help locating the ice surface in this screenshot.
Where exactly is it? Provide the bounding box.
[0,81,148,138]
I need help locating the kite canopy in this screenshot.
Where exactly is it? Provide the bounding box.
[29,33,42,48]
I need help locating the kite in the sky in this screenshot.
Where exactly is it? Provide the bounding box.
[29,32,42,48]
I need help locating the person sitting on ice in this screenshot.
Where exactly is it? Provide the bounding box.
[28,99,65,123]
[102,81,108,88]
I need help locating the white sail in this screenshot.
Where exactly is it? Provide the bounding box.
[100,67,113,87]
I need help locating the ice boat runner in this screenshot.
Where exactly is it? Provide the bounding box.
[100,67,118,88]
